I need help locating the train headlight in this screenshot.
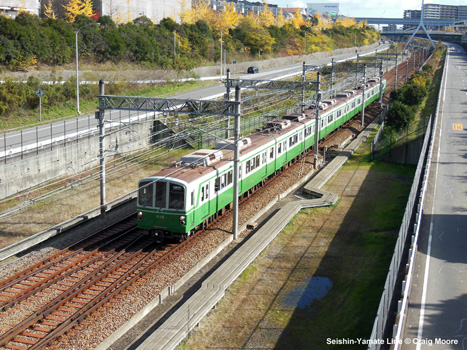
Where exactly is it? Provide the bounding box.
[137,211,143,221]
[180,215,186,225]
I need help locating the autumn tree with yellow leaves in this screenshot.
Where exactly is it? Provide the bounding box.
[291,9,305,29]
[44,0,56,19]
[259,1,275,27]
[220,3,239,32]
[63,0,94,22]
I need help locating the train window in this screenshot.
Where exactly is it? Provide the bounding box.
[191,191,194,206]
[215,177,220,192]
[337,110,342,118]
[256,155,260,168]
[138,181,153,207]
[201,186,205,201]
[169,183,185,210]
[269,147,274,159]
[206,184,209,199]
[278,143,282,154]
[219,174,225,189]
[155,181,167,208]
[227,170,233,185]
[246,160,251,174]
[328,114,333,123]
[283,141,287,151]
[262,152,266,164]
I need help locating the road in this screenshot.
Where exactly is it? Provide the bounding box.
[0,44,389,160]
[401,45,467,349]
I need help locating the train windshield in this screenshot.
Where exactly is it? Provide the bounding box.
[169,183,185,210]
[138,180,185,210]
[138,181,153,207]
[155,181,167,208]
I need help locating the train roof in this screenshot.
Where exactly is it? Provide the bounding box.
[143,77,385,185]
[145,117,305,184]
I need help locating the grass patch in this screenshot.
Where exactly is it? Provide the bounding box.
[273,146,414,348]
[0,80,216,132]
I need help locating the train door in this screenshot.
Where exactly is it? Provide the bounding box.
[199,182,210,221]
[261,151,267,179]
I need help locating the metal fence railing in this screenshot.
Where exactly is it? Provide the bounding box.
[368,50,445,350]
[368,115,432,350]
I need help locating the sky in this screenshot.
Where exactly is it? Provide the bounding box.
[270,0,466,18]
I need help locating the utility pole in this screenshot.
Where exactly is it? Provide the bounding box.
[361,64,367,127]
[379,60,384,108]
[394,53,398,90]
[330,58,334,96]
[314,72,321,169]
[220,30,223,80]
[225,69,231,139]
[405,57,409,83]
[96,79,106,217]
[374,49,378,76]
[302,62,306,112]
[233,85,241,240]
[355,53,359,83]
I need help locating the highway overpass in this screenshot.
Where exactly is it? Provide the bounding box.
[354,17,456,27]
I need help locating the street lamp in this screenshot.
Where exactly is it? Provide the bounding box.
[174,26,179,58]
[76,22,100,115]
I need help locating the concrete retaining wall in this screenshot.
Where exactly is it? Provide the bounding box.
[1,118,173,199]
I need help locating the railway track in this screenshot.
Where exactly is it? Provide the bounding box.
[0,53,427,350]
[0,216,208,349]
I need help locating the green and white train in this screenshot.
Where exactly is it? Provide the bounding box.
[137,77,386,239]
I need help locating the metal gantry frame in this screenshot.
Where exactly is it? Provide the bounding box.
[224,65,322,164]
[95,52,387,238]
[96,81,242,238]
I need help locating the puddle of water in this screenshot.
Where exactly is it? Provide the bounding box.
[281,276,332,309]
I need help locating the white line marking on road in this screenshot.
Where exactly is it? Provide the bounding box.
[439,231,444,241]
[416,50,449,350]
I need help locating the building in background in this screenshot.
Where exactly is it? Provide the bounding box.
[209,0,280,16]
[382,24,397,32]
[0,0,184,23]
[99,0,183,23]
[306,3,339,17]
[404,4,467,21]
[0,0,39,18]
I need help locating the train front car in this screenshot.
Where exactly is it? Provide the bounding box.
[136,148,227,240]
[137,176,191,240]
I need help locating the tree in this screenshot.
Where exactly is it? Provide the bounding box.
[63,0,93,22]
[44,0,56,19]
[385,101,414,131]
[179,0,195,24]
[259,1,275,27]
[275,9,286,27]
[291,9,305,29]
[221,3,239,31]
[233,15,274,55]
